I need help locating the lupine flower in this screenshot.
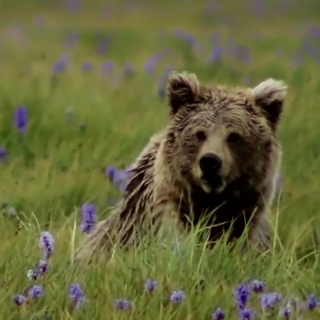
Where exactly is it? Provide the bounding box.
[239,308,255,320]
[170,290,186,304]
[158,65,173,99]
[0,146,8,162]
[80,203,97,234]
[35,16,46,27]
[97,36,112,55]
[250,279,265,293]
[39,231,54,259]
[236,284,250,310]
[209,45,223,64]
[15,105,28,134]
[13,294,27,306]
[66,0,82,12]
[307,294,318,311]
[106,165,132,193]
[28,285,44,299]
[145,53,162,74]
[27,260,49,281]
[69,283,86,309]
[102,61,114,76]
[81,61,93,73]
[212,307,225,320]
[114,298,132,310]
[281,306,291,319]
[144,279,158,293]
[261,292,282,309]
[53,55,69,74]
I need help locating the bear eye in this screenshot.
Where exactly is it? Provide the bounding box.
[227,132,242,143]
[196,130,207,141]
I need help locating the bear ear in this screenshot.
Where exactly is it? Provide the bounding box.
[252,78,287,127]
[167,71,200,115]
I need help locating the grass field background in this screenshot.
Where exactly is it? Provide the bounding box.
[1,0,320,319]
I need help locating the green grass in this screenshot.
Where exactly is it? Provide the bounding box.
[1,0,320,319]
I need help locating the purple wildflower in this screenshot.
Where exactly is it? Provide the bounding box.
[236,284,250,310]
[39,231,54,259]
[212,307,225,320]
[170,290,186,304]
[28,285,44,299]
[250,279,265,293]
[53,55,69,74]
[144,279,158,293]
[35,16,46,27]
[81,61,93,73]
[261,292,282,309]
[307,294,318,311]
[281,306,291,319]
[97,36,112,55]
[209,45,223,64]
[0,147,8,162]
[80,203,97,234]
[145,53,162,74]
[13,294,27,306]
[28,260,49,280]
[69,283,86,309]
[66,0,82,12]
[114,298,132,310]
[239,308,255,320]
[102,61,114,76]
[15,105,28,134]
[106,165,132,193]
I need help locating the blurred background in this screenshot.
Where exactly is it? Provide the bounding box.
[0,0,320,247]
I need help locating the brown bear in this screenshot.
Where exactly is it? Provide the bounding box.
[75,71,287,262]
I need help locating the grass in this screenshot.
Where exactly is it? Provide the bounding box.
[1,0,320,318]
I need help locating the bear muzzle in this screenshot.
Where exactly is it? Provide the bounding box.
[199,153,225,193]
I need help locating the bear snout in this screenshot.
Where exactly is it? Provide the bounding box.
[199,153,222,174]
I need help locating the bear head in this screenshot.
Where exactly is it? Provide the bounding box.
[163,71,287,194]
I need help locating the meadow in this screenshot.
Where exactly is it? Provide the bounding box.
[1,0,320,319]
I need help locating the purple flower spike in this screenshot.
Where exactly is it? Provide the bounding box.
[81,61,93,73]
[13,294,27,306]
[236,284,250,310]
[250,279,265,293]
[53,55,69,74]
[106,165,132,193]
[281,306,291,319]
[80,203,97,234]
[0,147,8,162]
[261,292,282,310]
[69,283,86,309]
[15,105,28,134]
[307,294,318,311]
[28,285,44,299]
[27,260,49,281]
[39,231,54,259]
[239,308,254,320]
[145,53,162,74]
[170,290,186,304]
[144,279,158,293]
[114,298,132,310]
[102,61,114,76]
[212,307,225,320]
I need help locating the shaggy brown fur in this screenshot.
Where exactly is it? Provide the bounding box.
[75,71,287,261]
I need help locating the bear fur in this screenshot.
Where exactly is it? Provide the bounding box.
[75,71,287,261]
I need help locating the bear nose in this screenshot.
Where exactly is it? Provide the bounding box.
[199,153,222,172]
